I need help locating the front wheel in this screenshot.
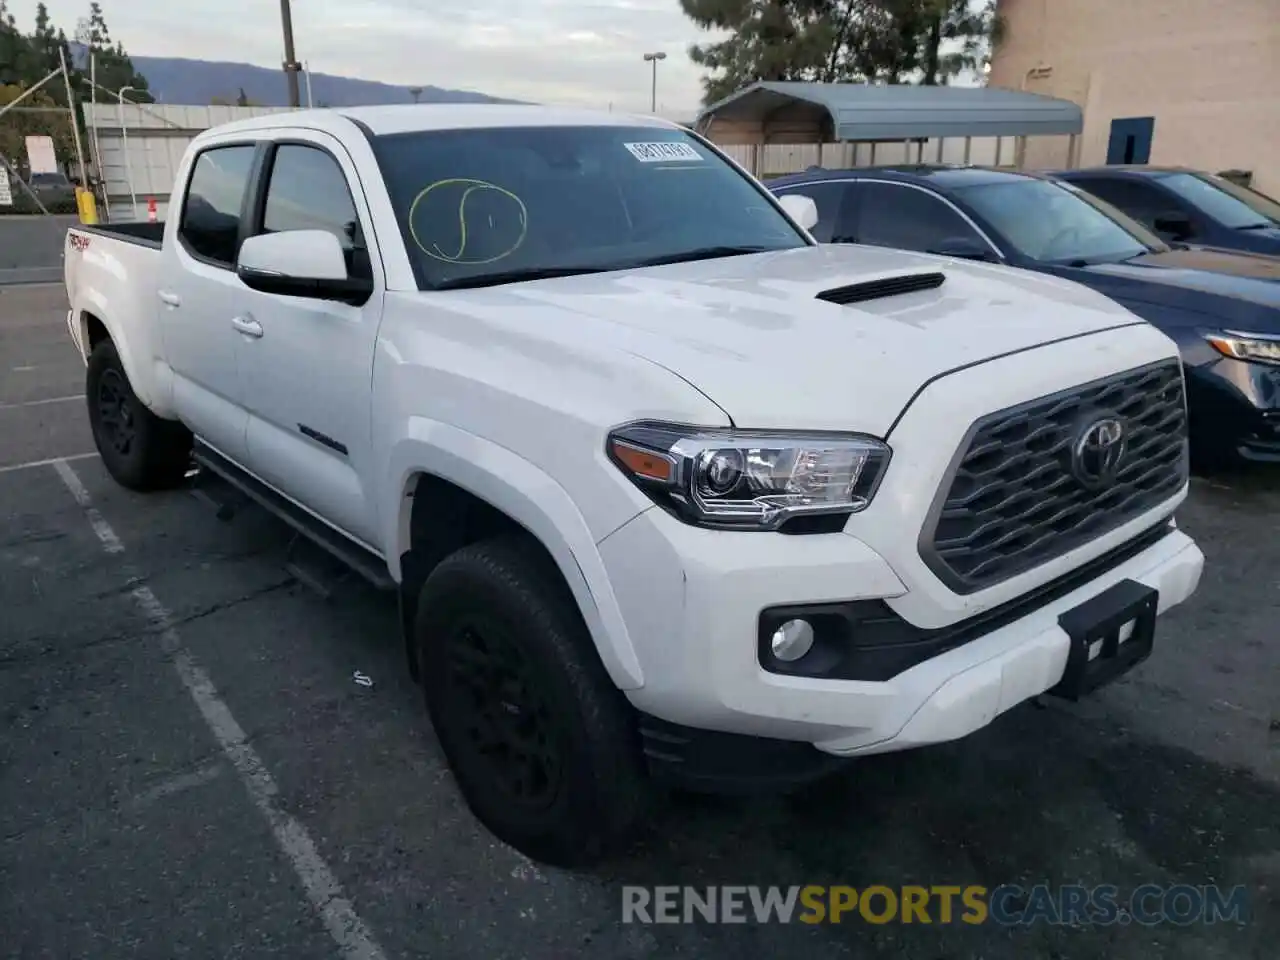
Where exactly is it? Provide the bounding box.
[86,339,192,491]
[414,537,649,867]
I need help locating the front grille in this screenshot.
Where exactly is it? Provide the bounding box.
[921,359,1188,594]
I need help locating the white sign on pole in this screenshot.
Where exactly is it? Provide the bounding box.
[0,176,12,206]
[25,135,59,174]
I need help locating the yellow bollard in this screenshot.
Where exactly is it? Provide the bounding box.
[75,187,98,225]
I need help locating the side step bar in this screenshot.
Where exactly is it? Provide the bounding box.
[191,440,395,592]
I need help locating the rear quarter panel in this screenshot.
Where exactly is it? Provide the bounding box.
[64,227,175,416]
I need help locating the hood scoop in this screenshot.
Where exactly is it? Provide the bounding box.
[816,271,945,306]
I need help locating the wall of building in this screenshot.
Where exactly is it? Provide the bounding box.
[989,0,1280,194]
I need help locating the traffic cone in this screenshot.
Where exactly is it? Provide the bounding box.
[147,197,157,222]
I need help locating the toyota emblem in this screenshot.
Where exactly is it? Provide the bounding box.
[1072,417,1127,489]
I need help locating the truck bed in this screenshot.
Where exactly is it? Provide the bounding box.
[74,221,165,249]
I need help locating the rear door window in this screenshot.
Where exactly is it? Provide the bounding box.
[179,145,257,267]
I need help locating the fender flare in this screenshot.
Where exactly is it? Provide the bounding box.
[384,418,645,691]
[72,291,157,410]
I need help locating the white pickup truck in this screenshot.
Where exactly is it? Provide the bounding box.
[64,104,1204,866]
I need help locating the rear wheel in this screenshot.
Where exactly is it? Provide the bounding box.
[415,537,649,867]
[86,339,192,490]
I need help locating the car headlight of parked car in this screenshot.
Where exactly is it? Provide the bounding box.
[1203,330,1280,366]
[607,421,891,531]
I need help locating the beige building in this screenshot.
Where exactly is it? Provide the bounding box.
[988,0,1280,195]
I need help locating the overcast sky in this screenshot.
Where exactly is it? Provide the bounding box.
[9,0,715,117]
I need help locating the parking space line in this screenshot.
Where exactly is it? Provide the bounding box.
[0,451,99,475]
[0,394,81,409]
[51,458,123,553]
[51,458,389,960]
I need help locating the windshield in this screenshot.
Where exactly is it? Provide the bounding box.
[1157,172,1280,228]
[954,178,1160,264]
[370,125,808,289]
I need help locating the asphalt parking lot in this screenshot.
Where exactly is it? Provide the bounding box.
[1,281,1277,959]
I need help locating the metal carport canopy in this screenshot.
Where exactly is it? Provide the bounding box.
[698,81,1084,140]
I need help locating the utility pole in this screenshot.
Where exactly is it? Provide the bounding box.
[279,0,301,108]
[642,51,666,114]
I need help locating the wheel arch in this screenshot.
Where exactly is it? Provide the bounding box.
[386,427,645,693]
[73,294,156,409]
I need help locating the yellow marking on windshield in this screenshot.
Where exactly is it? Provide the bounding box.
[408,178,528,265]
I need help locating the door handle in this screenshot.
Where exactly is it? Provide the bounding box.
[158,291,181,307]
[231,315,264,338]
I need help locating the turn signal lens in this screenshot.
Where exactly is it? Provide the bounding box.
[609,439,676,483]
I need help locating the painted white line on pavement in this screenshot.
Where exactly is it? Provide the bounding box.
[0,451,98,475]
[52,458,123,553]
[52,458,388,960]
[0,394,81,409]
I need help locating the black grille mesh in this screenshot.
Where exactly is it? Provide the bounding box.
[922,360,1188,594]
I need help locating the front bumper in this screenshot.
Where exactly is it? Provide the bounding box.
[1186,357,1280,461]
[600,506,1203,765]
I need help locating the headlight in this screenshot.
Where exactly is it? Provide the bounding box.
[607,421,891,531]
[1204,330,1280,366]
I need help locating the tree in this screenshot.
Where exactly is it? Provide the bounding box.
[917,0,1003,86]
[680,1,845,105]
[210,89,260,107]
[75,2,153,102]
[0,83,78,175]
[681,0,1003,104]
[0,1,33,86]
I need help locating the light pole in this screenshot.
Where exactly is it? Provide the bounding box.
[279,0,301,108]
[642,51,666,114]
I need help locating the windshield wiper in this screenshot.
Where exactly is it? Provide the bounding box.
[623,245,776,268]
[1237,221,1276,231]
[433,266,611,291]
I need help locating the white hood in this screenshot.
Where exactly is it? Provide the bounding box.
[435,244,1146,435]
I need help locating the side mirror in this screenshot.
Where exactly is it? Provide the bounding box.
[928,236,996,262]
[777,192,819,231]
[236,229,373,305]
[1152,211,1193,242]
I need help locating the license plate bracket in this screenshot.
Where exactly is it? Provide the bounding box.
[1049,578,1159,701]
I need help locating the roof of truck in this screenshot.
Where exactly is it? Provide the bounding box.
[194,104,680,141]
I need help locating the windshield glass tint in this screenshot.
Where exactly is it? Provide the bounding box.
[1159,172,1280,228]
[955,178,1153,263]
[371,125,806,288]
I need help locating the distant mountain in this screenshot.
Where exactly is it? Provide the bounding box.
[110,52,521,108]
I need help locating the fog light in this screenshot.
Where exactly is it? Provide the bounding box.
[770,618,815,662]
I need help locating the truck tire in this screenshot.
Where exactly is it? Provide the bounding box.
[86,339,192,491]
[414,536,649,867]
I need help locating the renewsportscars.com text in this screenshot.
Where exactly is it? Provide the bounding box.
[621,884,1250,927]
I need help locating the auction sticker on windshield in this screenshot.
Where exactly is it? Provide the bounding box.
[624,141,703,163]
